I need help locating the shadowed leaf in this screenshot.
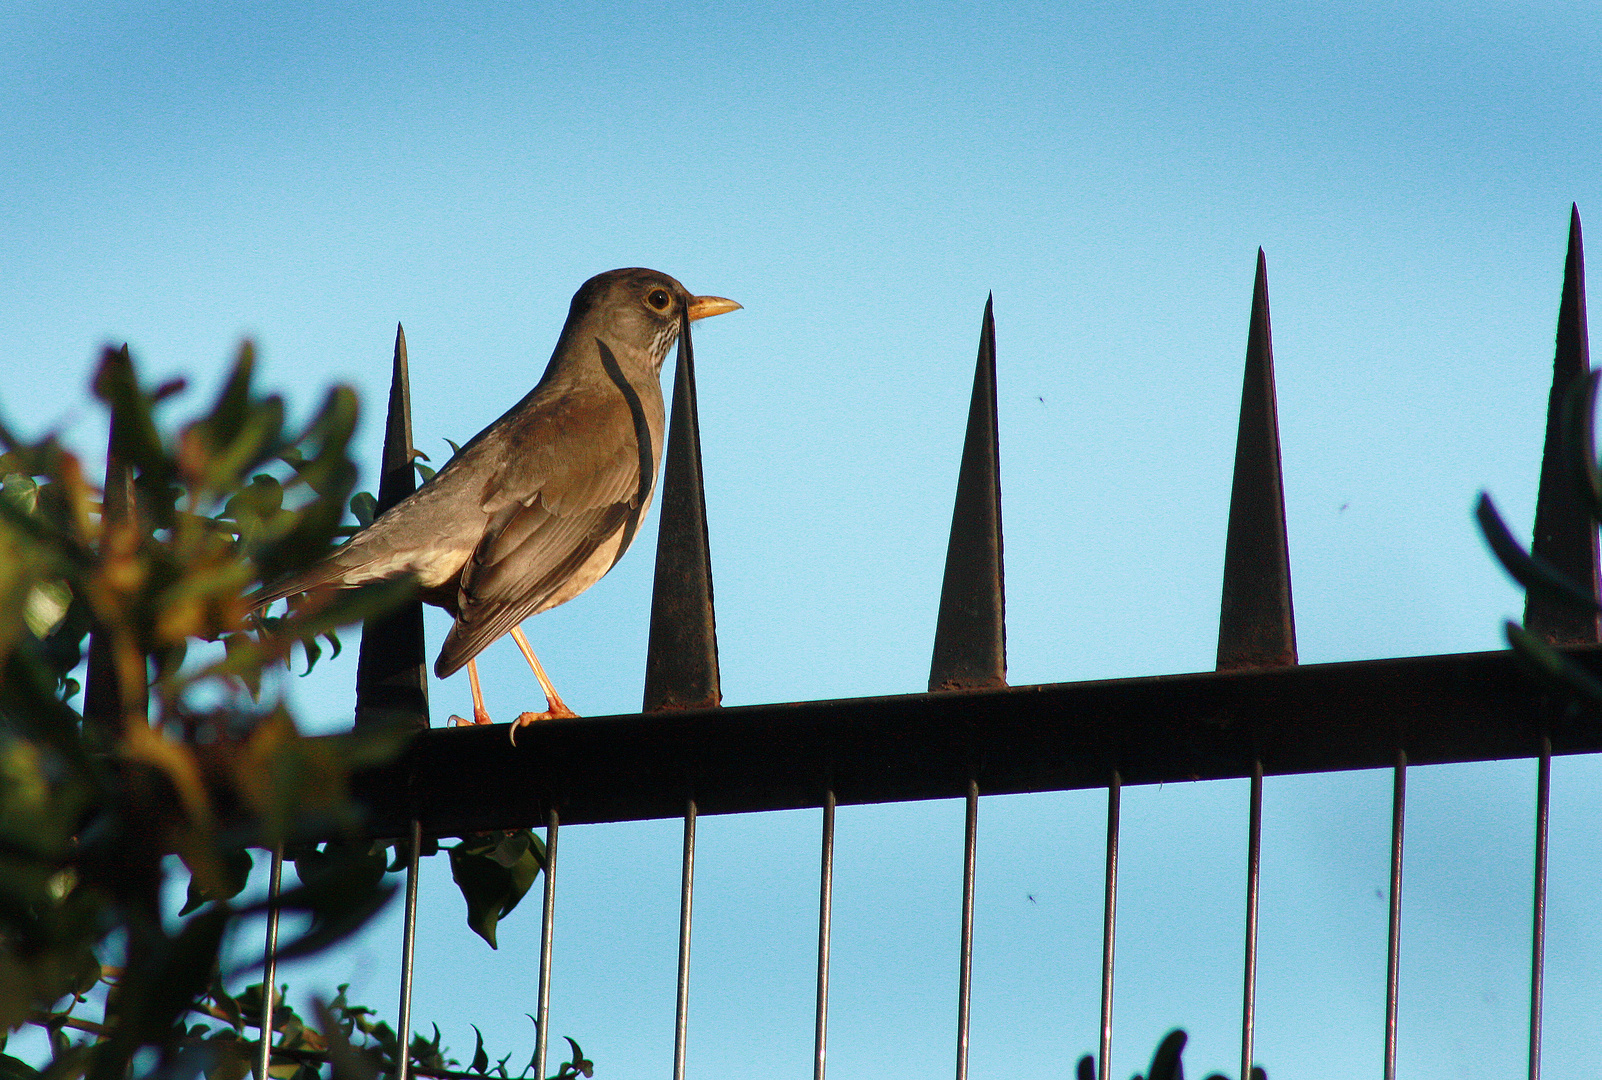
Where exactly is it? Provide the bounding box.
[1477,493,1601,612]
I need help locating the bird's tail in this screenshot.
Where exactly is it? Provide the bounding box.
[247,563,354,612]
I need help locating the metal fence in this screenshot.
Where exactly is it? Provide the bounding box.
[267,208,1592,1080]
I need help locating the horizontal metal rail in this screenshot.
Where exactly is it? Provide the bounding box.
[351,643,1599,837]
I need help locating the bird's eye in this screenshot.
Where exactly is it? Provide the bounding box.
[646,288,671,311]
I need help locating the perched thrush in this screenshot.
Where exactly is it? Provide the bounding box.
[253,268,740,734]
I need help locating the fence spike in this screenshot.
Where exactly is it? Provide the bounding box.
[84,344,148,729]
[1217,250,1298,670]
[643,313,722,711]
[355,324,431,731]
[1526,204,1597,644]
[930,295,1007,691]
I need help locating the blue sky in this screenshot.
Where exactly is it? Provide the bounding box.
[3,2,1601,1078]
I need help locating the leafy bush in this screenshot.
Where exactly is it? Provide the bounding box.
[0,343,416,1080]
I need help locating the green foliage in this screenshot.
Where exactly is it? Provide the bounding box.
[447,831,545,950]
[1074,1029,1265,1080]
[0,976,588,1080]
[1479,368,1602,707]
[0,343,417,1080]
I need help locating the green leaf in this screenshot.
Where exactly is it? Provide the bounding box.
[1506,621,1602,710]
[559,1037,591,1079]
[262,843,396,965]
[23,580,72,641]
[180,847,254,915]
[207,343,257,443]
[1476,494,1602,612]
[348,492,377,528]
[201,396,285,494]
[0,1053,42,1080]
[91,344,169,481]
[1145,1029,1187,1080]
[311,999,378,1080]
[470,1026,488,1075]
[448,831,544,949]
[117,904,231,1053]
[0,474,39,515]
[1560,369,1602,522]
[209,976,244,1033]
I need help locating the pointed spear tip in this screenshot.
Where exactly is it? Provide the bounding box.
[928,295,1006,691]
[391,325,409,383]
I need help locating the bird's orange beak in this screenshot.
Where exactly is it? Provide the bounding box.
[688,295,742,321]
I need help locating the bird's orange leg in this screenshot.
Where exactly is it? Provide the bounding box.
[449,659,495,727]
[508,625,578,744]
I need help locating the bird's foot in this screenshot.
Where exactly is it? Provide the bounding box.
[508,702,580,745]
[448,704,496,727]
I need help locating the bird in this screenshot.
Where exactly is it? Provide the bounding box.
[251,268,741,736]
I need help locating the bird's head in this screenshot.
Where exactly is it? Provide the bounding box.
[567,268,741,374]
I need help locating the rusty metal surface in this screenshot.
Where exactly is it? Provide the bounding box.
[350,644,1599,837]
[1526,205,1597,645]
[643,314,722,712]
[1217,250,1297,671]
[930,296,1006,692]
[354,324,430,731]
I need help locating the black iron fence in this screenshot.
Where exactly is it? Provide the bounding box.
[264,209,1592,1080]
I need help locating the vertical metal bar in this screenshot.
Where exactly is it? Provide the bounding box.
[813,789,836,1080]
[1522,206,1591,1080]
[1384,750,1407,1080]
[533,808,560,1080]
[930,296,1006,692]
[1217,252,1294,1080]
[395,819,422,1080]
[955,780,978,1080]
[1099,771,1120,1080]
[1241,759,1262,1080]
[673,799,697,1080]
[1529,735,1551,1080]
[258,846,283,1080]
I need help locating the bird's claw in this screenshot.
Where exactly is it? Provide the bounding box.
[508,704,580,745]
[449,708,496,727]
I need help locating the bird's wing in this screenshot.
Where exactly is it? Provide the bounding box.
[432,384,657,678]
